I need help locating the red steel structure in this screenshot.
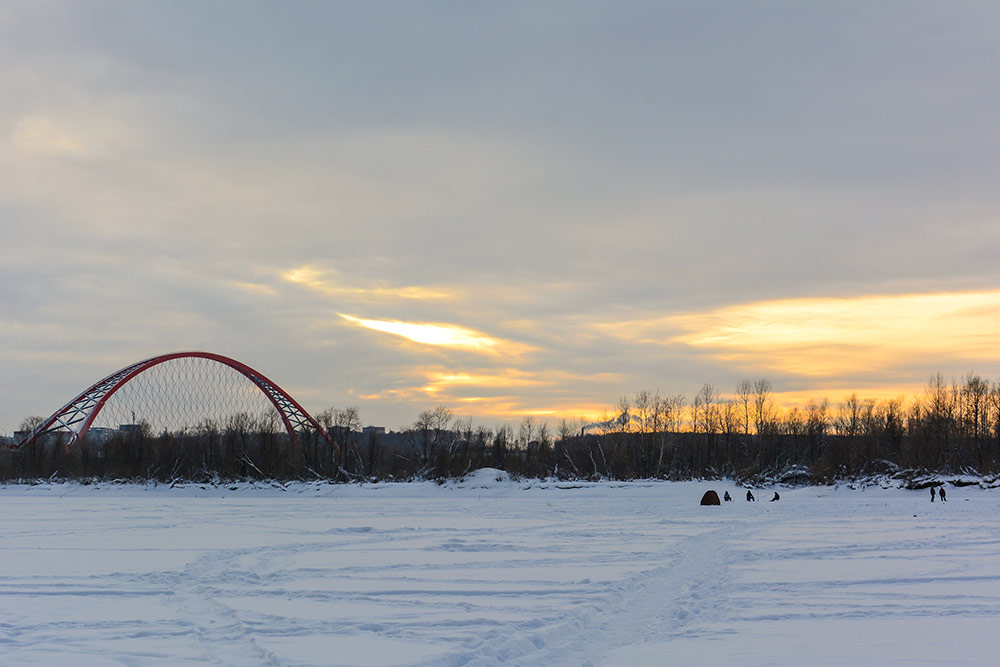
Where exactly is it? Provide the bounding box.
[11,352,333,450]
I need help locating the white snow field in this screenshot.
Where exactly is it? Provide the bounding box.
[1,470,998,666]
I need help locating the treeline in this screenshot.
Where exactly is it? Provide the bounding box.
[3,373,1000,484]
[568,373,1000,481]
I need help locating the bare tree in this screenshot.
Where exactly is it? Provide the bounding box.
[961,373,989,443]
[18,415,46,433]
[835,393,862,438]
[690,393,703,435]
[336,407,361,432]
[429,405,453,432]
[537,421,551,447]
[665,393,686,433]
[990,381,1000,452]
[633,391,653,435]
[752,378,773,436]
[806,399,829,438]
[697,384,720,434]
[721,400,741,437]
[784,407,805,436]
[410,405,453,472]
[616,395,632,433]
[558,418,574,440]
[518,416,536,447]
[736,379,753,436]
[492,423,512,469]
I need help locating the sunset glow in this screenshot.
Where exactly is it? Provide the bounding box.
[420,369,541,394]
[762,386,913,409]
[283,266,455,301]
[339,314,513,354]
[445,399,609,422]
[602,290,1000,378]
[5,3,1000,437]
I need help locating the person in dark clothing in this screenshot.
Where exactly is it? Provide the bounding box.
[930,487,936,502]
[771,492,780,502]
[939,486,947,501]
[746,489,755,502]
[724,491,732,502]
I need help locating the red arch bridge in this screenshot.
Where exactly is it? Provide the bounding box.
[10,352,333,451]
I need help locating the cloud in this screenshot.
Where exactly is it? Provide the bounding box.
[353,368,540,401]
[338,314,531,356]
[769,386,918,410]
[227,281,277,296]
[350,364,620,424]
[419,369,542,394]
[282,265,456,301]
[605,290,1000,378]
[11,114,96,157]
[7,92,153,161]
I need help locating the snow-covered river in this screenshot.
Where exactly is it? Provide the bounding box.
[2,471,997,665]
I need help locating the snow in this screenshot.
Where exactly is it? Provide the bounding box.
[1,476,997,665]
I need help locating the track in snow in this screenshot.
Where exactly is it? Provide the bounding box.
[1,478,998,666]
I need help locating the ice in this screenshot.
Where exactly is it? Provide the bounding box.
[1,480,997,665]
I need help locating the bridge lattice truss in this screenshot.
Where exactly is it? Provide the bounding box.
[11,352,333,450]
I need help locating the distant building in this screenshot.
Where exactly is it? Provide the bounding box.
[118,424,142,436]
[12,430,62,447]
[363,426,386,437]
[88,427,117,444]
[0,435,15,449]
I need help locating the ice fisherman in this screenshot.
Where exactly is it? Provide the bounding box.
[771,492,780,502]
[930,487,936,502]
[724,491,732,502]
[746,489,755,502]
[939,487,947,501]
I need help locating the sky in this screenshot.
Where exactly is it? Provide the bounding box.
[3,1,1000,434]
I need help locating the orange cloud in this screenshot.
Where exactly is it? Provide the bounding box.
[605,290,1000,378]
[339,314,532,356]
[419,369,542,394]
[282,265,456,301]
[349,365,613,423]
[765,386,919,410]
[438,398,609,422]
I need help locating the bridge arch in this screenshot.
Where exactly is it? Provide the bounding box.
[14,352,334,451]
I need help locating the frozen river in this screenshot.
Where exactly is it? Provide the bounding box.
[1,471,998,665]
